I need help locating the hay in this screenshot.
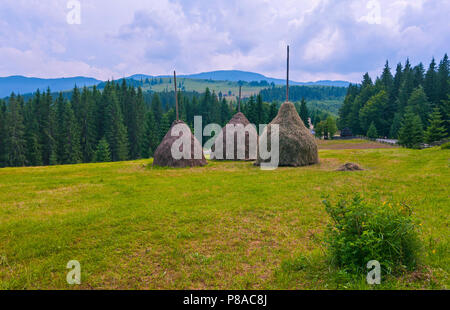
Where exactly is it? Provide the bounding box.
[153,120,207,168]
[255,101,319,167]
[211,112,257,160]
[336,162,364,171]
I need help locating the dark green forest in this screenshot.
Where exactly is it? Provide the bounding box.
[338,54,449,147]
[260,85,347,102]
[0,78,323,168]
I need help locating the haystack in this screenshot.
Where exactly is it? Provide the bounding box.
[211,112,257,160]
[255,45,319,167]
[255,101,319,166]
[153,119,207,167]
[211,86,257,160]
[153,71,207,168]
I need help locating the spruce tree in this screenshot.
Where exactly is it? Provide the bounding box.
[142,111,158,158]
[0,100,7,167]
[61,102,82,164]
[23,98,42,166]
[299,98,309,128]
[37,89,56,165]
[158,113,170,142]
[389,113,402,139]
[255,94,265,126]
[94,137,111,162]
[437,54,449,104]
[5,94,26,166]
[406,86,430,126]
[398,108,424,148]
[79,87,97,163]
[268,102,278,123]
[424,107,447,144]
[367,122,378,139]
[55,93,66,164]
[424,58,438,104]
[104,88,128,161]
[151,93,163,125]
[381,61,394,91]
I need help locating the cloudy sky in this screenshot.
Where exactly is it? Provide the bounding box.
[0,0,449,82]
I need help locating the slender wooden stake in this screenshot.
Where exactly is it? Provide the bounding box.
[286,45,289,102]
[174,70,179,121]
[238,85,242,113]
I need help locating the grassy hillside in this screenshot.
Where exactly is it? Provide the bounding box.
[141,77,265,99]
[0,141,448,289]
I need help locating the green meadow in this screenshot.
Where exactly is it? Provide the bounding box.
[0,140,448,289]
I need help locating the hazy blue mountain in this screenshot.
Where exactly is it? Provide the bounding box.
[1,70,349,98]
[128,70,350,87]
[0,76,101,97]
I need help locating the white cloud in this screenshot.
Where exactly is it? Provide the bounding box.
[0,0,448,82]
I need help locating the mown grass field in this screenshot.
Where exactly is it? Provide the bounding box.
[0,140,448,289]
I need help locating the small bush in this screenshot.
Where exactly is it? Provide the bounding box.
[323,195,421,275]
[441,142,450,149]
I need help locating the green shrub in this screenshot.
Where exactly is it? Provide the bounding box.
[441,142,450,149]
[323,195,421,275]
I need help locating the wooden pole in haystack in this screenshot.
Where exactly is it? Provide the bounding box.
[238,85,242,112]
[174,70,179,121]
[286,45,289,102]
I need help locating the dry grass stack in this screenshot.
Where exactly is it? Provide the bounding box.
[153,71,207,168]
[211,85,257,160]
[153,120,207,167]
[255,46,319,167]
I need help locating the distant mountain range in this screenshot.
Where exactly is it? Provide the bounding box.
[0,70,350,98]
[129,70,350,87]
[0,76,101,98]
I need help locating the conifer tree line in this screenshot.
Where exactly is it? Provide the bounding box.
[0,79,317,168]
[338,54,449,148]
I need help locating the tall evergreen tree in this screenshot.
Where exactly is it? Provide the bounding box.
[268,102,278,123]
[79,87,97,163]
[104,86,129,161]
[406,86,430,127]
[424,107,447,144]
[23,98,42,166]
[299,98,309,128]
[151,92,163,126]
[381,61,394,91]
[142,111,158,158]
[94,137,111,162]
[5,94,26,166]
[389,112,403,139]
[37,89,56,165]
[55,92,66,163]
[424,58,438,105]
[0,100,7,167]
[367,121,378,139]
[158,113,170,142]
[398,108,424,148]
[255,94,265,126]
[61,102,82,164]
[437,54,449,104]
[397,59,415,113]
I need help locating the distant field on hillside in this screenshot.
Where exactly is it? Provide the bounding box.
[0,140,448,289]
[141,77,265,99]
